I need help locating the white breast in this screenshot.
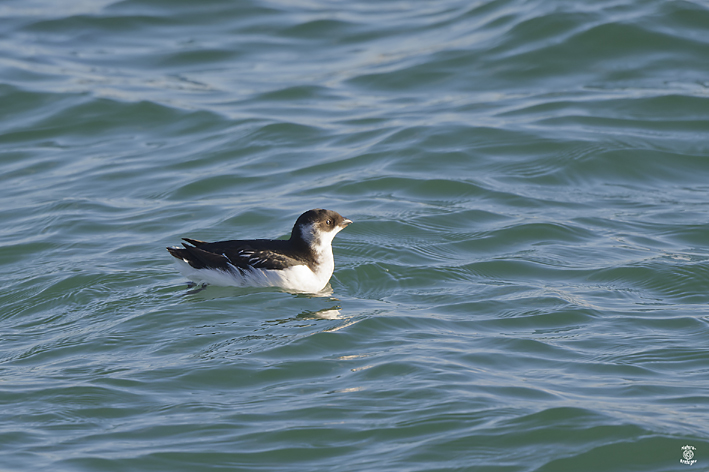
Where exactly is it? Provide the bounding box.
[173,253,334,293]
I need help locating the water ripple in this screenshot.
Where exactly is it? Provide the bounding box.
[2,0,709,470]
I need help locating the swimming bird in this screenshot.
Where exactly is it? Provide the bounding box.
[167,209,352,293]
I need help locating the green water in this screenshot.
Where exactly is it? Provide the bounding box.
[2,0,709,470]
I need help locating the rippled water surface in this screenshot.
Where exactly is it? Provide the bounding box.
[2,0,709,470]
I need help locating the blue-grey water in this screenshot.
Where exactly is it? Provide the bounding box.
[2,0,708,470]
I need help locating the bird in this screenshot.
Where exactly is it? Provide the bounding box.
[167,209,352,293]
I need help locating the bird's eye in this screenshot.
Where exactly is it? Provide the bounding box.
[326,219,332,225]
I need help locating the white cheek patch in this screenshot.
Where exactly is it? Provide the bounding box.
[299,222,317,245]
[302,223,343,256]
